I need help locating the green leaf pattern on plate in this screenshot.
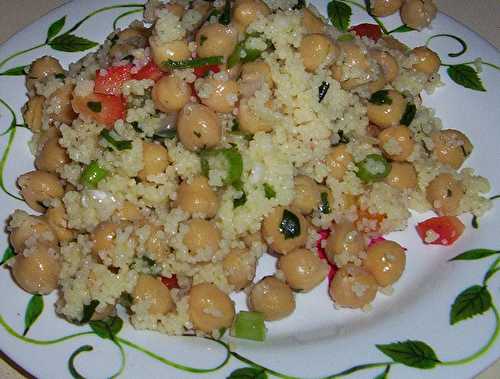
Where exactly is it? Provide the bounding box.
[0,1,499,378]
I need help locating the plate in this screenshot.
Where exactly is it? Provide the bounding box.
[0,1,499,378]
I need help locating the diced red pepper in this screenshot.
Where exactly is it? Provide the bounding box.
[416,216,465,246]
[72,93,125,128]
[349,23,383,42]
[316,229,337,284]
[161,275,179,289]
[94,65,133,96]
[133,61,164,82]
[194,64,220,78]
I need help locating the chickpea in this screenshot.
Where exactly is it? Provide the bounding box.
[278,249,328,292]
[164,2,185,18]
[241,60,273,89]
[176,176,219,218]
[177,104,222,151]
[233,0,271,30]
[369,49,399,83]
[249,276,295,321]
[337,41,371,82]
[242,232,263,247]
[326,144,353,180]
[48,83,77,125]
[137,142,170,181]
[325,222,365,264]
[261,207,308,255]
[378,125,415,161]
[196,23,238,59]
[199,78,239,113]
[426,173,464,216]
[411,46,441,75]
[303,8,325,33]
[23,96,45,133]
[384,162,418,190]
[431,129,473,169]
[35,135,69,174]
[364,240,406,287]
[152,75,191,113]
[133,274,174,315]
[183,219,221,261]
[223,248,256,290]
[291,176,321,215]
[381,35,408,53]
[12,244,60,295]
[237,98,273,134]
[299,34,338,72]
[400,0,437,30]
[189,283,235,333]
[27,56,64,91]
[116,201,143,222]
[45,206,75,242]
[10,216,56,253]
[17,171,64,213]
[91,222,118,258]
[370,0,403,17]
[149,38,191,69]
[367,90,407,129]
[329,264,378,308]
[116,26,149,44]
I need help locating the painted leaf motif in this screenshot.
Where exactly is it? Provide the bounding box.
[447,64,486,92]
[373,364,391,379]
[0,65,28,76]
[89,316,123,340]
[450,285,492,325]
[483,258,500,284]
[376,340,440,369]
[228,367,268,379]
[46,16,66,42]
[450,249,499,261]
[389,25,414,34]
[327,1,352,32]
[23,294,44,336]
[49,34,98,52]
[68,345,93,379]
[0,246,15,266]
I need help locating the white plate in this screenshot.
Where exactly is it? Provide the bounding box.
[0,1,499,378]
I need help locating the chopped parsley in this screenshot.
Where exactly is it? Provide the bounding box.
[400,103,416,126]
[100,129,132,151]
[263,183,276,199]
[279,209,301,240]
[318,81,330,103]
[87,101,102,113]
[319,192,331,214]
[369,90,392,105]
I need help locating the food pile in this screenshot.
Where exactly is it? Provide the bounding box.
[7,0,491,339]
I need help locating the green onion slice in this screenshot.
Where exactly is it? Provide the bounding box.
[163,56,223,70]
[100,129,132,151]
[231,311,266,342]
[356,154,391,183]
[80,160,109,188]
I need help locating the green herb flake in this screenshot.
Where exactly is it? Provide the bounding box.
[471,215,479,229]
[87,101,102,113]
[23,294,44,336]
[400,103,416,126]
[447,64,486,92]
[327,0,352,32]
[292,0,306,10]
[199,35,208,46]
[263,183,276,199]
[368,90,392,105]
[163,56,223,70]
[318,81,330,103]
[219,0,231,25]
[193,130,202,138]
[55,73,66,80]
[100,129,132,151]
[233,192,247,208]
[231,119,240,132]
[280,209,301,240]
[80,300,100,324]
[319,192,331,214]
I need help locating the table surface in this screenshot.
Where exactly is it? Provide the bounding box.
[0,0,499,378]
